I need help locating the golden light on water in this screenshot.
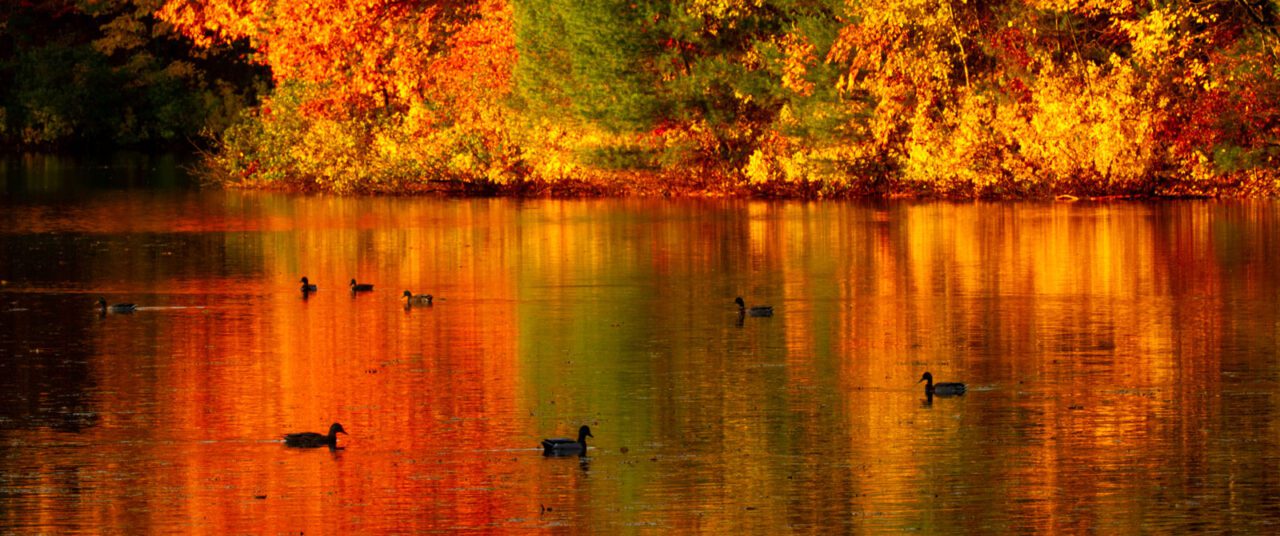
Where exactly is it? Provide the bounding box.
[3,186,1280,531]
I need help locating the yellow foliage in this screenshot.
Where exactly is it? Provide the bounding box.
[1031,64,1156,183]
[744,149,773,184]
[687,0,765,34]
[1119,7,1181,65]
[196,0,1280,196]
[779,150,810,182]
[780,34,816,96]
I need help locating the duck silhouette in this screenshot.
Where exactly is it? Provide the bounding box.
[403,290,433,306]
[96,297,136,313]
[284,422,347,448]
[918,372,966,396]
[300,276,318,292]
[735,297,773,317]
[542,425,593,456]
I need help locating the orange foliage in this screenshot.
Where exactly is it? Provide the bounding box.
[162,0,519,191]
[158,0,496,115]
[427,0,515,111]
[157,0,1280,197]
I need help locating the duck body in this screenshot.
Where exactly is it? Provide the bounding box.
[735,297,773,317]
[542,425,592,456]
[300,276,318,292]
[284,422,347,448]
[350,279,374,292]
[919,372,966,396]
[96,298,136,313]
[403,290,433,305]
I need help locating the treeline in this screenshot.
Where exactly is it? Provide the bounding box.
[20,1,1280,196]
[0,0,265,151]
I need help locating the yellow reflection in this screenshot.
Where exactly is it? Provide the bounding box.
[9,197,1269,532]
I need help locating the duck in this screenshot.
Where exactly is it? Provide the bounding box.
[735,296,773,317]
[542,425,593,456]
[349,279,374,292]
[96,297,136,313]
[918,372,966,396]
[403,290,433,306]
[300,276,318,292]
[283,422,347,448]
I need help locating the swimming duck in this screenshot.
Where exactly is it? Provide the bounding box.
[350,279,374,292]
[96,297,136,313]
[300,276,318,292]
[735,297,774,317]
[542,425,593,456]
[403,290,433,305]
[918,372,966,396]
[283,422,347,448]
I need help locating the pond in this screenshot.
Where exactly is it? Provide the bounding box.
[2,155,1280,532]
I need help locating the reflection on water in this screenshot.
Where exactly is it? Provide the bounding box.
[2,158,1280,532]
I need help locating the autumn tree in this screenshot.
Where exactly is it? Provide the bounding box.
[148,0,1280,195]
[158,0,518,191]
[158,0,474,114]
[816,0,1280,194]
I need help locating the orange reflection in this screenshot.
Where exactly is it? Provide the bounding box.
[4,195,1280,532]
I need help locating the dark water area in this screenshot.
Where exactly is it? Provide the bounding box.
[2,155,1280,532]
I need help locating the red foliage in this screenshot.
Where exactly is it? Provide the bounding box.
[158,0,510,118]
[989,27,1033,70]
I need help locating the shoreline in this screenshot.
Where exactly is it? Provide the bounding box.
[213,171,1280,201]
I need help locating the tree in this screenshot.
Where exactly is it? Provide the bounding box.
[0,0,263,149]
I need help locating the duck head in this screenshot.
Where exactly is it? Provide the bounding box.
[300,276,310,284]
[403,290,413,298]
[349,278,358,287]
[734,297,746,309]
[328,423,347,437]
[918,372,933,385]
[96,297,107,308]
[577,425,593,442]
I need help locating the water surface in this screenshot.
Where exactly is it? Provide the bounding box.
[3,156,1280,532]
